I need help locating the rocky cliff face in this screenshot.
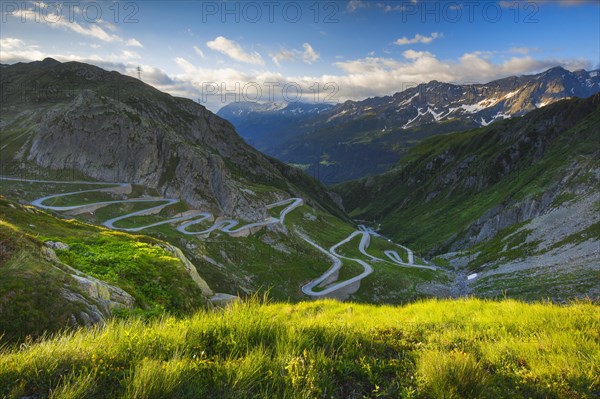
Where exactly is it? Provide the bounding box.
[0,59,342,219]
[24,89,262,217]
[42,244,135,326]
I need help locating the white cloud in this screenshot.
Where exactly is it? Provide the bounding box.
[119,50,141,60]
[1,37,27,51]
[271,49,297,66]
[126,38,143,48]
[206,36,264,65]
[302,43,319,64]
[334,57,403,74]
[1,36,594,113]
[269,43,319,66]
[346,0,368,12]
[402,50,434,60]
[0,38,47,62]
[56,20,122,42]
[193,46,206,59]
[5,5,142,48]
[395,32,443,46]
[271,43,319,66]
[0,37,140,65]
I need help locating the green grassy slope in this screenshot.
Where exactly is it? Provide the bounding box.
[0,298,597,399]
[0,220,93,343]
[0,178,448,307]
[335,94,600,254]
[0,197,212,342]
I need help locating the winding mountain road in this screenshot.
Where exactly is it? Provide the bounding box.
[1,177,303,237]
[301,226,436,297]
[3,176,434,298]
[300,230,374,297]
[176,198,303,235]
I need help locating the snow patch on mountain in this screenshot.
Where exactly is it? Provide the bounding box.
[535,100,550,108]
[503,90,520,99]
[399,92,420,106]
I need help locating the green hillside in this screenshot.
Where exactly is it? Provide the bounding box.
[335,94,600,254]
[1,298,597,398]
[0,197,212,343]
[0,173,451,318]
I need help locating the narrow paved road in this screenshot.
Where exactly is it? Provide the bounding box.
[301,226,437,297]
[383,250,436,270]
[358,224,434,270]
[176,198,303,235]
[300,230,373,297]
[2,177,303,237]
[4,176,435,298]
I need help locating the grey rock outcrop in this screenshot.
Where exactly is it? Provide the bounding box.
[41,246,135,326]
[159,243,214,297]
[210,293,241,308]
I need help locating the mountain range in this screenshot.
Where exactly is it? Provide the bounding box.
[219,67,600,183]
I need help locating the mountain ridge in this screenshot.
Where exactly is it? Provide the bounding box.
[219,66,600,182]
[334,93,600,300]
[0,59,345,220]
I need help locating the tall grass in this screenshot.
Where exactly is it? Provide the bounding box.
[1,297,598,398]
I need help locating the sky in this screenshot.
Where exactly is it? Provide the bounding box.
[2,0,599,111]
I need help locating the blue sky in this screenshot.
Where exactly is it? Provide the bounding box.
[2,0,599,111]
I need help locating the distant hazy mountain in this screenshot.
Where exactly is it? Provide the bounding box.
[219,67,600,183]
[217,101,334,151]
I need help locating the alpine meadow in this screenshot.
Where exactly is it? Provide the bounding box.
[0,1,598,398]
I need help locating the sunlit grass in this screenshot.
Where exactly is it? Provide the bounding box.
[1,297,597,398]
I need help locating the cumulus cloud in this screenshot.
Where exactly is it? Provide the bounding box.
[270,49,296,66]
[395,32,443,46]
[1,37,27,51]
[302,43,319,64]
[0,38,48,62]
[206,36,264,65]
[0,37,141,65]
